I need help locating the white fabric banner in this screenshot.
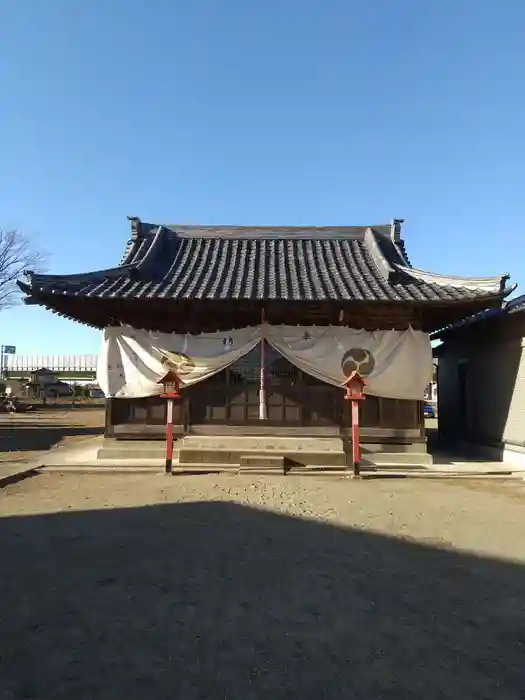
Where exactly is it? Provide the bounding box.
[97,325,432,401]
[97,326,260,398]
[265,325,432,400]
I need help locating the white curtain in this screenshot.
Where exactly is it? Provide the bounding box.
[97,324,432,401]
[265,325,432,401]
[97,326,260,398]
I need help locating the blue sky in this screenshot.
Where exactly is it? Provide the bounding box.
[1,0,524,355]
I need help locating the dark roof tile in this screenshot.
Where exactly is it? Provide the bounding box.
[23,222,510,305]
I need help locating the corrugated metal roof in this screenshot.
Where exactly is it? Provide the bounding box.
[22,221,510,304]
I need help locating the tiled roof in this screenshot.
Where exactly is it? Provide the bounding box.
[21,220,510,304]
[432,292,524,339]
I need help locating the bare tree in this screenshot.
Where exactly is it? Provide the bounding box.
[0,228,46,310]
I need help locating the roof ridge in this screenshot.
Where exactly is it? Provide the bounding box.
[363,228,394,281]
[164,223,392,230]
[160,225,393,241]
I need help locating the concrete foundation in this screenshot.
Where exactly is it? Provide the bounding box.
[97,435,433,471]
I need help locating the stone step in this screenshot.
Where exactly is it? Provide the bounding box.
[178,448,431,468]
[178,448,349,467]
[97,438,170,460]
[97,446,431,469]
[97,438,431,467]
[100,439,176,450]
[174,463,243,474]
[98,447,168,460]
[239,454,285,471]
[183,436,428,455]
[361,471,521,480]
[288,462,427,474]
[362,453,433,467]
[42,465,163,474]
[39,465,523,481]
[181,436,345,452]
[361,443,430,455]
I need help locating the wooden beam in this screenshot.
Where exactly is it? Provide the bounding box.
[34,294,503,334]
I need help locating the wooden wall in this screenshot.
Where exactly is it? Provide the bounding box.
[438,312,525,448]
[106,346,424,442]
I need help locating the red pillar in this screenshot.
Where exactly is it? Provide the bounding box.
[165,398,174,474]
[351,399,361,477]
[259,307,267,420]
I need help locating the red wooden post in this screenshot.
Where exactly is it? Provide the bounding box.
[343,371,366,478]
[165,397,174,473]
[351,399,360,477]
[157,369,181,475]
[259,307,267,420]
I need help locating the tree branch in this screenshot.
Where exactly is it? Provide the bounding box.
[0,229,47,310]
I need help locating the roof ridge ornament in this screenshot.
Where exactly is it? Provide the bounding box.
[127,216,142,240]
[500,273,511,292]
[390,218,404,242]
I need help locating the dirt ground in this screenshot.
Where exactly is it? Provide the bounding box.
[0,405,104,463]
[1,472,525,699]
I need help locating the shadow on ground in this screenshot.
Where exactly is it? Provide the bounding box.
[1,498,524,699]
[426,425,502,465]
[27,402,104,411]
[0,424,103,453]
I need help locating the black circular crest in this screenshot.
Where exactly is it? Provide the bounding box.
[341,347,375,378]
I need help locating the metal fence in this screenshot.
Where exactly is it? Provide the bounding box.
[3,355,98,372]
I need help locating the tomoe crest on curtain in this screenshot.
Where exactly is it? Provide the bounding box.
[98,325,432,401]
[155,348,196,377]
[341,348,375,378]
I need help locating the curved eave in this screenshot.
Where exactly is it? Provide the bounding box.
[20,284,511,310]
[431,284,518,340]
[15,285,513,337]
[22,264,139,293]
[394,264,509,294]
[415,286,511,307]
[19,225,167,295]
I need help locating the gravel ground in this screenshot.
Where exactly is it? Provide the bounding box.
[1,473,525,699]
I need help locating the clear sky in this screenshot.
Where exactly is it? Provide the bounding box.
[1,0,524,355]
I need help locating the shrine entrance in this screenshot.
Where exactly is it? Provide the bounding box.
[188,343,342,427]
[108,343,422,439]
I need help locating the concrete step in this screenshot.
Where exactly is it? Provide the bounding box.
[97,439,171,460]
[174,463,243,474]
[288,462,426,473]
[240,454,284,469]
[178,448,431,469]
[361,471,521,480]
[184,435,429,454]
[97,447,431,469]
[98,447,168,460]
[361,443,429,455]
[99,439,173,450]
[41,465,164,474]
[39,464,525,480]
[97,438,432,468]
[178,448,349,467]
[362,453,433,467]
[181,436,345,452]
